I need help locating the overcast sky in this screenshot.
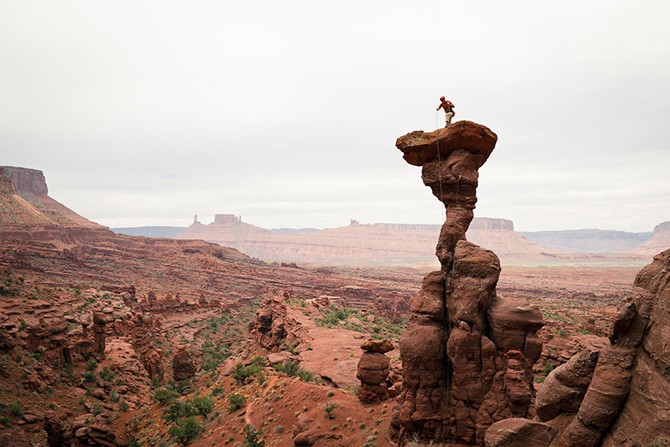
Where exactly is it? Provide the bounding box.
[1,1,669,232]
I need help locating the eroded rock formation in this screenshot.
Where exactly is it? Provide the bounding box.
[486,248,670,447]
[249,292,303,352]
[357,339,394,404]
[172,348,197,381]
[391,121,544,445]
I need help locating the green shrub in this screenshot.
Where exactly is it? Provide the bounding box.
[154,387,180,405]
[232,358,266,384]
[169,416,203,445]
[118,399,130,412]
[228,394,246,413]
[99,367,115,382]
[91,403,103,416]
[210,386,225,397]
[192,396,214,416]
[272,360,318,383]
[10,403,23,418]
[201,340,232,372]
[83,371,96,383]
[87,359,98,371]
[0,272,22,296]
[164,399,198,422]
[244,424,265,447]
[324,403,336,419]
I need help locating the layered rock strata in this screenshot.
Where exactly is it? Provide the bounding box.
[391,121,544,445]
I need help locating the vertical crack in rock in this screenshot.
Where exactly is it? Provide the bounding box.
[390,121,545,445]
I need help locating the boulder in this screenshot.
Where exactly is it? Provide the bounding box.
[484,418,557,447]
[172,348,197,381]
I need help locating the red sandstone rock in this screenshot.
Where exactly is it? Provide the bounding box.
[356,351,390,404]
[396,121,498,168]
[249,295,303,352]
[360,339,394,353]
[172,348,197,381]
[484,418,557,447]
[535,348,599,422]
[390,121,543,445]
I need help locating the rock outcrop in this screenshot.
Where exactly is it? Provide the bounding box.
[486,248,670,447]
[172,348,197,381]
[390,121,544,445]
[357,339,394,404]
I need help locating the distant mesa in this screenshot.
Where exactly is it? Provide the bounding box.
[173,213,664,266]
[0,166,102,229]
[174,214,550,266]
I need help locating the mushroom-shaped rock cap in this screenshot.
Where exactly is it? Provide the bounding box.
[92,311,107,325]
[396,120,497,167]
[361,339,394,353]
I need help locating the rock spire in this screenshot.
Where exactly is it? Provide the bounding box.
[390,121,544,445]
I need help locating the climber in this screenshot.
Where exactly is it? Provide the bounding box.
[436,96,455,127]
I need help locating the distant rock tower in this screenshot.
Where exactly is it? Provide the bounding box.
[390,121,544,445]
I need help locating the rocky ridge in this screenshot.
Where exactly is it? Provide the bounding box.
[390,121,544,445]
[486,248,670,446]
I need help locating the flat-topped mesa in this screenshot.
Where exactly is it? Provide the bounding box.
[0,166,48,195]
[391,121,542,446]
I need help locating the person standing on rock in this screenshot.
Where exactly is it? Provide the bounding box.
[437,96,455,127]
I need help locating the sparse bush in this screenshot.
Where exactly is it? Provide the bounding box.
[232,357,266,384]
[9,403,23,418]
[210,386,225,397]
[99,367,115,382]
[164,399,198,422]
[91,403,103,416]
[87,359,98,371]
[83,371,96,383]
[192,396,214,416]
[169,416,203,445]
[118,399,130,412]
[154,387,180,405]
[0,272,23,296]
[543,361,554,376]
[228,393,247,413]
[201,340,231,372]
[272,359,318,383]
[244,424,265,447]
[324,402,336,419]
